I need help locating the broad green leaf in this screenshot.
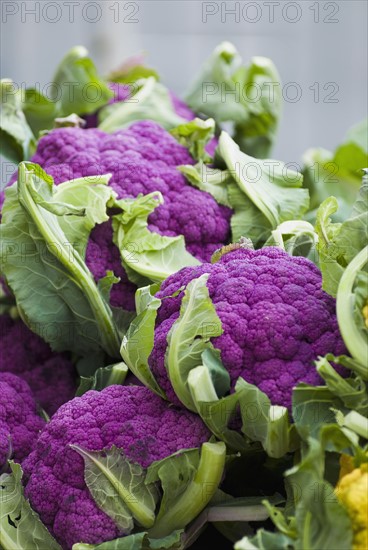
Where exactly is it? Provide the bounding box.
[148,442,226,538]
[110,64,160,85]
[315,174,368,301]
[189,372,293,457]
[235,378,292,459]
[235,530,294,550]
[71,445,159,531]
[76,362,129,396]
[0,462,62,550]
[292,384,342,440]
[72,530,184,550]
[99,78,185,132]
[185,43,282,157]
[333,119,368,182]
[201,347,230,397]
[314,196,345,296]
[112,192,200,286]
[178,162,232,207]
[218,132,308,231]
[51,174,113,256]
[170,118,215,162]
[165,273,223,410]
[179,159,284,245]
[22,88,59,136]
[227,182,272,244]
[232,56,282,158]
[336,246,368,366]
[316,356,368,414]
[285,436,353,550]
[146,449,200,526]
[120,285,165,398]
[0,79,36,162]
[189,368,251,452]
[264,220,318,261]
[52,46,113,116]
[185,42,245,123]
[0,163,121,358]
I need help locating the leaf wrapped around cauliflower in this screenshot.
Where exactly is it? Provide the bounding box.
[22,384,225,550]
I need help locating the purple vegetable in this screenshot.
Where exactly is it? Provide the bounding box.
[0,314,76,416]
[149,247,347,409]
[23,384,210,549]
[25,120,231,309]
[0,372,45,468]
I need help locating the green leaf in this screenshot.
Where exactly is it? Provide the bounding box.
[178,162,232,207]
[232,56,282,158]
[72,530,184,550]
[0,462,62,550]
[302,120,367,222]
[235,530,294,550]
[112,192,200,286]
[52,46,113,116]
[22,88,59,136]
[0,79,36,162]
[285,437,353,550]
[0,163,121,358]
[110,65,160,86]
[227,183,272,244]
[336,246,368,366]
[218,132,308,232]
[170,118,215,162]
[165,273,223,411]
[99,78,185,132]
[235,378,293,459]
[314,196,345,296]
[315,173,368,300]
[316,356,368,414]
[189,368,251,452]
[189,372,293,457]
[148,442,226,538]
[264,220,318,261]
[76,362,129,396]
[201,347,230,398]
[146,449,200,526]
[120,284,166,398]
[71,445,159,531]
[185,42,281,157]
[292,384,342,440]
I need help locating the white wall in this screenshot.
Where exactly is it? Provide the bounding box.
[1,0,367,163]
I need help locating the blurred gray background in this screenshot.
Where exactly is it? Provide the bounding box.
[1,0,367,163]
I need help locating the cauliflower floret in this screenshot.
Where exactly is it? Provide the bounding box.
[0,372,45,468]
[0,314,76,416]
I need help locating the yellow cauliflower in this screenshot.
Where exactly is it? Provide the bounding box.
[336,459,368,550]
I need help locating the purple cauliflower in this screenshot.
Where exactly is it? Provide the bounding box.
[26,120,231,309]
[23,384,211,549]
[0,372,45,468]
[0,314,76,416]
[148,246,347,410]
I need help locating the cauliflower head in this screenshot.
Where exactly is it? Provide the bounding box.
[0,372,45,468]
[22,384,210,549]
[25,120,230,310]
[0,314,76,416]
[336,461,368,550]
[149,247,346,409]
